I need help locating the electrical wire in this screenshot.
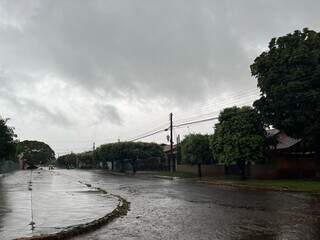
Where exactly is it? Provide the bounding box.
[173,116,219,128]
[128,128,168,142]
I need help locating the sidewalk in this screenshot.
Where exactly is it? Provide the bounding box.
[0,170,119,240]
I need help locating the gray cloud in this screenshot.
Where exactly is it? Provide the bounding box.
[1,0,318,106]
[0,0,320,150]
[0,86,73,127]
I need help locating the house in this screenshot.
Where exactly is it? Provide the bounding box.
[264,129,317,178]
[17,153,38,170]
[174,129,317,179]
[267,129,302,151]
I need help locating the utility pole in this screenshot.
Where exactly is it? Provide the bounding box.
[92,142,96,168]
[170,113,174,173]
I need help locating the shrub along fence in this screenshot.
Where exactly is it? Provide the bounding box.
[0,160,20,173]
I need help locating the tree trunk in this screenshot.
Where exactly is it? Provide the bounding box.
[198,163,202,178]
[238,161,246,180]
[316,146,320,179]
[224,165,229,176]
[120,159,124,173]
[241,164,247,180]
[133,159,136,175]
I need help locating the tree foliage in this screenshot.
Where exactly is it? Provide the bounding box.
[57,142,164,169]
[56,152,78,168]
[180,134,214,165]
[0,118,17,161]
[210,106,267,176]
[97,142,164,163]
[17,140,55,165]
[251,28,320,149]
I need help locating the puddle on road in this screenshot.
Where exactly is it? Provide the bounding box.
[0,170,118,240]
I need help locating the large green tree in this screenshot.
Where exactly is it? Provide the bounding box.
[17,140,55,166]
[210,106,267,178]
[251,28,320,151]
[180,134,214,165]
[0,118,17,162]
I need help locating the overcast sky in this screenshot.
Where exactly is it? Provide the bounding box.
[0,0,319,155]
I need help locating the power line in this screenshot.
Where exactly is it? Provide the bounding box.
[188,88,259,113]
[128,115,220,142]
[173,116,219,129]
[128,128,168,142]
[173,89,259,123]
[126,121,169,142]
[174,97,258,125]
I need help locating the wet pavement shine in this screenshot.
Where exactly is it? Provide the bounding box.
[1,170,320,240]
[0,170,119,240]
[66,170,320,240]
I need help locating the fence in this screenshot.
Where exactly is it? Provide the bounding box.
[177,157,318,179]
[177,164,225,177]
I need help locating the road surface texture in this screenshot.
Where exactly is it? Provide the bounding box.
[63,169,320,240]
[0,170,118,240]
[1,169,319,240]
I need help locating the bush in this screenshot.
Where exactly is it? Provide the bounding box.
[180,134,214,165]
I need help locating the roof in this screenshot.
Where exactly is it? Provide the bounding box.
[267,129,301,150]
[266,128,280,137]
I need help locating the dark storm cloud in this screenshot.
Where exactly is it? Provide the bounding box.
[1,0,320,123]
[94,104,122,125]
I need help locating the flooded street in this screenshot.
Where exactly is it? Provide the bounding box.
[0,170,118,240]
[1,169,320,240]
[66,170,320,240]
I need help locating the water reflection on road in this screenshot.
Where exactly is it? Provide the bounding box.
[1,169,319,240]
[67,170,320,240]
[0,170,118,240]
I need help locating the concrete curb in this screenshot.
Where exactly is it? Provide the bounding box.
[136,174,174,180]
[149,175,174,180]
[106,171,175,180]
[14,182,130,240]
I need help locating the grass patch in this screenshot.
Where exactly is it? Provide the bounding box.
[143,171,198,178]
[204,178,320,193]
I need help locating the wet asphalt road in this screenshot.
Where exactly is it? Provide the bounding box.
[1,169,320,240]
[63,170,320,240]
